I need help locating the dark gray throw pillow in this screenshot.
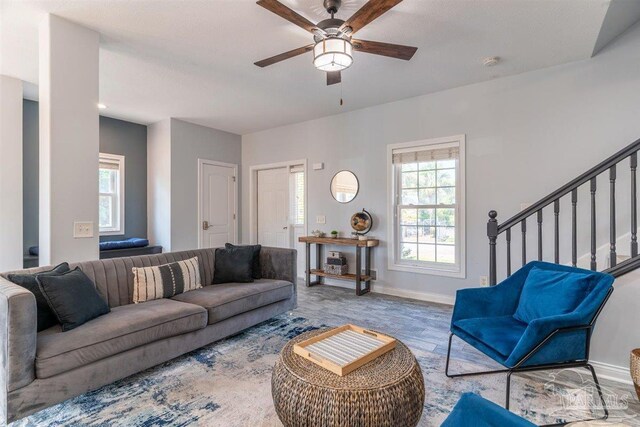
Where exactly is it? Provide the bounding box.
[213,246,255,284]
[8,262,70,332]
[37,268,110,332]
[225,243,262,279]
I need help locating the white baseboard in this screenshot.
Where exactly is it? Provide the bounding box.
[300,278,455,305]
[591,360,632,385]
[371,284,455,305]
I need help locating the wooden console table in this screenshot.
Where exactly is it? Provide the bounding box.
[298,236,380,296]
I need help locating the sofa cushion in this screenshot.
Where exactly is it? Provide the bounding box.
[454,315,528,358]
[36,299,207,378]
[7,262,70,332]
[225,243,262,279]
[131,257,202,303]
[514,267,594,324]
[213,246,255,284]
[37,267,111,331]
[171,279,293,325]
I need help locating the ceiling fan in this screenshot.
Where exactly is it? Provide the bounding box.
[254,0,418,85]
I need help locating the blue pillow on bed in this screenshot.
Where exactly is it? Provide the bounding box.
[513,267,594,324]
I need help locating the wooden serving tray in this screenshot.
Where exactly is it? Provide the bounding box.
[293,324,397,376]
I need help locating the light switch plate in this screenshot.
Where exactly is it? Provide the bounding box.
[73,221,94,238]
[313,162,324,170]
[316,215,326,224]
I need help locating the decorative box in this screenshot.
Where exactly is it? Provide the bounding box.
[326,256,347,266]
[328,251,342,258]
[324,264,348,275]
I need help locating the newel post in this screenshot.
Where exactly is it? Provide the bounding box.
[487,210,498,285]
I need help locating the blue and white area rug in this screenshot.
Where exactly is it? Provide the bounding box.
[12,315,638,426]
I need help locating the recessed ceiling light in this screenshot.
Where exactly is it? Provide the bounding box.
[97,103,107,110]
[483,56,500,67]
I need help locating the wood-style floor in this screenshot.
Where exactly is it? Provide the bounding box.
[294,280,640,425]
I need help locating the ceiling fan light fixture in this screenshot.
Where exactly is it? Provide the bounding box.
[313,37,353,72]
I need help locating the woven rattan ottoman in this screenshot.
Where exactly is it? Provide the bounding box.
[271,328,425,427]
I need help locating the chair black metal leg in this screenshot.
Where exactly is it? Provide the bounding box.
[585,364,608,419]
[445,333,510,379]
[505,371,513,410]
[445,333,454,377]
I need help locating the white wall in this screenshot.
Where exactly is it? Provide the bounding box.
[242,23,640,373]
[147,118,241,252]
[0,76,23,271]
[147,119,172,250]
[39,15,99,265]
[170,118,241,251]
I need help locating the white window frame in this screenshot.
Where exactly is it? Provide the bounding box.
[99,153,125,236]
[387,135,466,278]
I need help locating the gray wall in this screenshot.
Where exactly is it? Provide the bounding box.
[22,103,148,251]
[242,23,640,372]
[99,116,148,242]
[22,100,38,254]
[170,118,242,251]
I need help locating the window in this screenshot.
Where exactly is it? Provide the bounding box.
[388,136,465,277]
[290,166,305,226]
[99,153,125,235]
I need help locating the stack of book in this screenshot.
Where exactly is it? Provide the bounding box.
[325,251,348,275]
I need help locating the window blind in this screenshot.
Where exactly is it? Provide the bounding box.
[392,145,459,164]
[99,160,120,170]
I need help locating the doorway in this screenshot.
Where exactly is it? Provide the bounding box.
[250,160,307,277]
[198,159,238,249]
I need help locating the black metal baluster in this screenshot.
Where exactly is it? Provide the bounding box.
[488,211,498,285]
[506,228,512,277]
[610,165,617,268]
[632,153,638,257]
[571,189,577,267]
[537,210,543,261]
[554,200,560,264]
[591,177,597,271]
[521,219,527,267]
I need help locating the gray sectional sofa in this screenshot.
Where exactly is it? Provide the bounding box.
[0,247,297,423]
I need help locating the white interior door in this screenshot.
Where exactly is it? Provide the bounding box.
[200,161,236,248]
[257,167,290,248]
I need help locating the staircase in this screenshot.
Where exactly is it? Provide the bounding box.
[487,137,640,284]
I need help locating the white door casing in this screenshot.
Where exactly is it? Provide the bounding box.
[257,167,290,248]
[198,160,237,249]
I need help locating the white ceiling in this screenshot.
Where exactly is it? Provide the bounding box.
[0,0,627,135]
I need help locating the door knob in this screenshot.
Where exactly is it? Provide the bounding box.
[203,221,210,230]
[283,226,288,230]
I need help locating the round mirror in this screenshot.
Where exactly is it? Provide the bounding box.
[330,170,359,203]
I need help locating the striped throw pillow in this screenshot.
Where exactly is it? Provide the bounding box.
[132,257,202,303]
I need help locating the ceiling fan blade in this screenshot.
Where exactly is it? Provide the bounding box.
[257,0,319,34]
[327,71,341,85]
[352,39,417,60]
[254,44,314,67]
[339,0,403,35]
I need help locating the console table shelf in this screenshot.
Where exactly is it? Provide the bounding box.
[299,236,379,296]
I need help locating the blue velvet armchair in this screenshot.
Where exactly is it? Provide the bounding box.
[441,393,536,427]
[446,261,614,418]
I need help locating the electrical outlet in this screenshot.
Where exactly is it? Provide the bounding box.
[73,221,94,238]
[316,215,326,224]
[479,276,489,287]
